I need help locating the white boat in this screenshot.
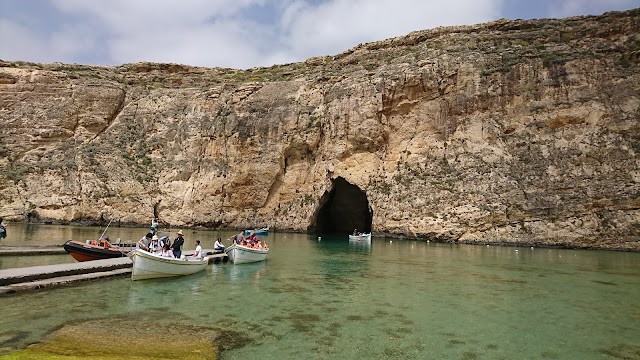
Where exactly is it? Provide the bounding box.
[348,233,372,241]
[127,249,209,280]
[243,227,269,236]
[225,243,269,264]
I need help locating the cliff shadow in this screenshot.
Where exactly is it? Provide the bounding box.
[309,177,372,234]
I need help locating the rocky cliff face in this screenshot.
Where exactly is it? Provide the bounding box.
[1,10,639,250]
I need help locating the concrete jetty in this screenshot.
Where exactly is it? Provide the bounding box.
[0,249,226,295]
[0,257,132,295]
[0,245,67,256]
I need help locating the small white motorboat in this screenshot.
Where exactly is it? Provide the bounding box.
[348,233,372,241]
[225,243,269,264]
[127,249,209,280]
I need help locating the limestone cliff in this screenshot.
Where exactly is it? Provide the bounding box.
[1,10,639,250]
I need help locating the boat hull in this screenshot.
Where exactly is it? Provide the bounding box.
[128,249,208,280]
[225,244,268,264]
[63,240,133,262]
[348,233,372,241]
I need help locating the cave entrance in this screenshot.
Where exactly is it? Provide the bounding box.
[310,177,372,234]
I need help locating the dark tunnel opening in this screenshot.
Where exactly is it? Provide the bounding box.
[310,177,372,234]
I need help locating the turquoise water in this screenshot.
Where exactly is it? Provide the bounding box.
[1,224,639,359]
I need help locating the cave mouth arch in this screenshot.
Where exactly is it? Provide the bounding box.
[310,177,372,234]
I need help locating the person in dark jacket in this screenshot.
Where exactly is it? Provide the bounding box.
[171,230,185,258]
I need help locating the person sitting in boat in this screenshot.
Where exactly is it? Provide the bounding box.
[247,233,258,244]
[262,242,268,250]
[149,235,161,253]
[138,232,153,251]
[233,232,245,244]
[160,235,171,249]
[194,240,203,258]
[160,243,175,258]
[214,238,225,253]
[353,229,358,236]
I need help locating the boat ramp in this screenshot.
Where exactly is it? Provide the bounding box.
[0,246,226,295]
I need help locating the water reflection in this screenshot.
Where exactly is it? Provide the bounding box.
[126,271,209,312]
[227,262,267,284]
[348,238,371,254]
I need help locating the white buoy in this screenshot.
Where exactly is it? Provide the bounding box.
[318,237,321,241]
[515,249,519,252]
[390,240,393,243]
[531,247,534,249]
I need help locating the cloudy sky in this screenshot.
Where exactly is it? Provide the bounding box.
[1,0,638,69]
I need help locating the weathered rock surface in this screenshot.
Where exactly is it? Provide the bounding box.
[3,318,244,359]
[0,10,639,250]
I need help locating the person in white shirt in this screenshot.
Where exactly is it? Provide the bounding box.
[137,232,152,251]
[194,240,203,258]
[160,244,175,258]
[149,235,161,253]
[214,238,225,253]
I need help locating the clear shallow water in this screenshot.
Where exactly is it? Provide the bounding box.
[0,254,74,269]
[0,225,639,359]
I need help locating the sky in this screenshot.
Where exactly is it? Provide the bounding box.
[0,0,638,69]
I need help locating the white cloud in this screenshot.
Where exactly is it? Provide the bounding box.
[278,0,504,63]
[107,20,270,69]
[6,0,635,69]
[548,0,639,18]
[47,0,276,68]
[46,0,505,68]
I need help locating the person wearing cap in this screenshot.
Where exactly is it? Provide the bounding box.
[138,232,153,251]
[149,235,161,253]
[171,230,185,258]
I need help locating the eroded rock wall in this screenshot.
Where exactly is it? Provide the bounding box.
[0,10,639,250]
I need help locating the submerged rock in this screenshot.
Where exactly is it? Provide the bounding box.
[5,318,249,359]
